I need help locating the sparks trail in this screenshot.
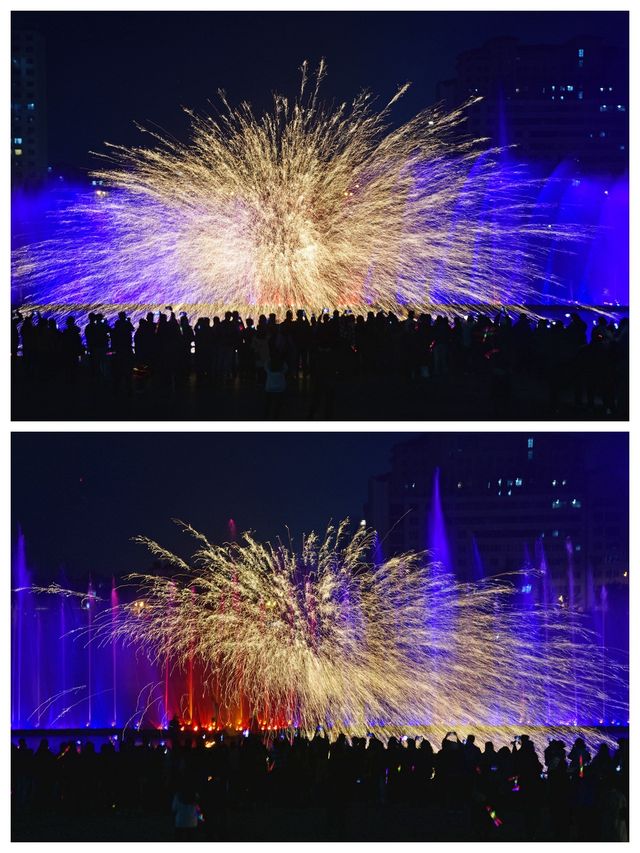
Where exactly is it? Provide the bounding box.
[13,62,583,315]
[68,518,624,743]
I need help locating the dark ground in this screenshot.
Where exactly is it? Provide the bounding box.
[11,364,624,422]
[11,801,557,842]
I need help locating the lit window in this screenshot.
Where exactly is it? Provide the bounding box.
[567,85,574,92]
[617,104,626,111]
[600,105,608,112]
[13,137,22,145]
[578,91,584,100]
[552,530,560,537]
[521,584,532,594]
[14,148,22,156]
[578,60,584,68]
[527,438,534,448]
[26,102,35,110]
[515,478,522,487]
[578,48,584,58]
[600,131,606,138]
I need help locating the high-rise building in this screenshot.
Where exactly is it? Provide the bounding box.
[437,36,628,175]
[366,434,628,611]
[11,29,48,189]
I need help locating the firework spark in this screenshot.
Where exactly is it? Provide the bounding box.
[73,519,625,745]
[13,62,581,316]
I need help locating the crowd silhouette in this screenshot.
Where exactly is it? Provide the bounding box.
[12,726,628,841]
[11,307,628,420]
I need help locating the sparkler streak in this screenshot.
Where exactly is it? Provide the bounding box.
[73,519,624,745]
[12,62,584,315]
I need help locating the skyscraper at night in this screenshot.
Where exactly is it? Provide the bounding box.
[366,434,628,611]
[11,30,48,189]
[437,36,628,175]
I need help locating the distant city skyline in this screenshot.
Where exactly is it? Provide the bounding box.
[11,11,628,172]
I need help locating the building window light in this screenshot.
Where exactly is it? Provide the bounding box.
[14,148,22,156]
[600,105,608,112]
[578,91,584,99]
[578,49,584,58]
[13,137,22,145]
[26,102,35,110]
[567,85,574,92]
[617,104,626,112]
[515,478,522,487]
[527,438,534,449]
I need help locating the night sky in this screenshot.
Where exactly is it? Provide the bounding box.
[12,432,412,581]
[12,432,628,585]
[12,10,628,171]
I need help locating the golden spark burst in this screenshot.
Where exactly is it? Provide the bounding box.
[75,519,625,746]
[13,61,581,316]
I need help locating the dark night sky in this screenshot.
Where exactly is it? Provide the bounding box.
[12,431,412,581]
[12,10,628,171]
[12,432,628,585]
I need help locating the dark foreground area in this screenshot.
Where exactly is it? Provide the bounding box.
[11,729,629,842]
[11,308,628,420]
